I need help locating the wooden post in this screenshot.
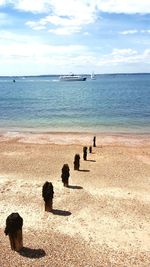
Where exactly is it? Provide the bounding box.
[74,154,80,170]
[89,146,92,153]
[9,229,23,251]
[45,199,53,212]
[83,146,87,160]
[61,164,70,187]
[42,182,54,212]
[93,136,96,147]
[64,180,69,187]
[4,213,23,251]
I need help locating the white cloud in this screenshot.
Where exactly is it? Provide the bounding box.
[0,30,43,50]
[0,0,6,4]
[111,48,138,56]
[0,30,149,66]
[26,15,84,33]
[120,29,150,35]
[26,20,47,30]
[95,0,150,14]
[0,43,85,58]
[5,0,50,13]
[1,1,150,36]
[120,30,138,35]
[83,32,90,36]
[0,37,149,75]
[25,1,96,35]
[0,31,87,62]
[24,0,150,35]
[141,30,150,33]
[0,0,150,14]
[143,49,150,57]
[96,48,150,66]
[0,36,90,75]
[48,26,81,35]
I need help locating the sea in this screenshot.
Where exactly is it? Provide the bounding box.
[0,74,149,134]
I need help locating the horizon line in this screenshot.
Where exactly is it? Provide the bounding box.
[0,72,150,78]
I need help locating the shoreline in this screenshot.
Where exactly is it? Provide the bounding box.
[0,130,150,146]
[0,125,150,134]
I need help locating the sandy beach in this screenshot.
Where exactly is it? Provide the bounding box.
[0,131,150,266]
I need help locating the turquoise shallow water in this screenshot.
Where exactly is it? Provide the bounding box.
[0,74,149,133]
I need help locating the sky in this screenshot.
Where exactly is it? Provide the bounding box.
[0,0,150,76]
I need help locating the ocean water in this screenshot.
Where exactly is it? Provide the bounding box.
[0,74,149,133]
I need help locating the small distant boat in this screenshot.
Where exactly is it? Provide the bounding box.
[59,73,86,81]
[91,72,96,80]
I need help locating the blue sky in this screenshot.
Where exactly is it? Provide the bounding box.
[0,0,150,76]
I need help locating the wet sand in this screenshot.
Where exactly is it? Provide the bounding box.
[0,131,150,266]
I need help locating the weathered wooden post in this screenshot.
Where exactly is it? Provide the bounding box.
[61,164,70,187]
[89,146,92,153]
[74,154,80,170]
[42,181,54,212]
[83,146,87,160]
[4,213,23,251]
[93,136,96,147]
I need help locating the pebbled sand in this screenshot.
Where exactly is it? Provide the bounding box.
[0,132,150,267]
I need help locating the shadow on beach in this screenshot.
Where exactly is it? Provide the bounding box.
[52,209,71,216]
[68,185,83,189]
[79,169,90,172]
[86,159,96,162]
[19,247,46,258]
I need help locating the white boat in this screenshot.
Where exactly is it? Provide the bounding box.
[91,72,96,80]
[59,73,86,81]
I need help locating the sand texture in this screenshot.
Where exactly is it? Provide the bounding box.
[0,132,150,266]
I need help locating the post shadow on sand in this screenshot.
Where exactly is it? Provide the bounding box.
[19,247,46,258]
[68,185,83,189]
[86,159,96,162]
[79,169,90,172]
[52,209,71,216]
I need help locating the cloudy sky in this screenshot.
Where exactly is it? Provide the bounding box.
[0,0,150,76]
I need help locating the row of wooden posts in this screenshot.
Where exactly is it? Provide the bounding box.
[4,136,96,252]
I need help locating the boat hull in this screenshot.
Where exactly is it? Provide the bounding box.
[59,75,86,81]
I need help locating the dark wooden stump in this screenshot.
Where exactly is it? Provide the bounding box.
[83,146,87,160]
[4,213,23,251]
[89,146,92,153]
[74,154,80,170]
[61,164,70,187]
[93,136,96,147]
[64,180,69,187]
[45,199,53,212]
[42,182,54,212]
[9,229,23,251]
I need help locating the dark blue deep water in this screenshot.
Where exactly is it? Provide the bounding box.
[0,74,149,133]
